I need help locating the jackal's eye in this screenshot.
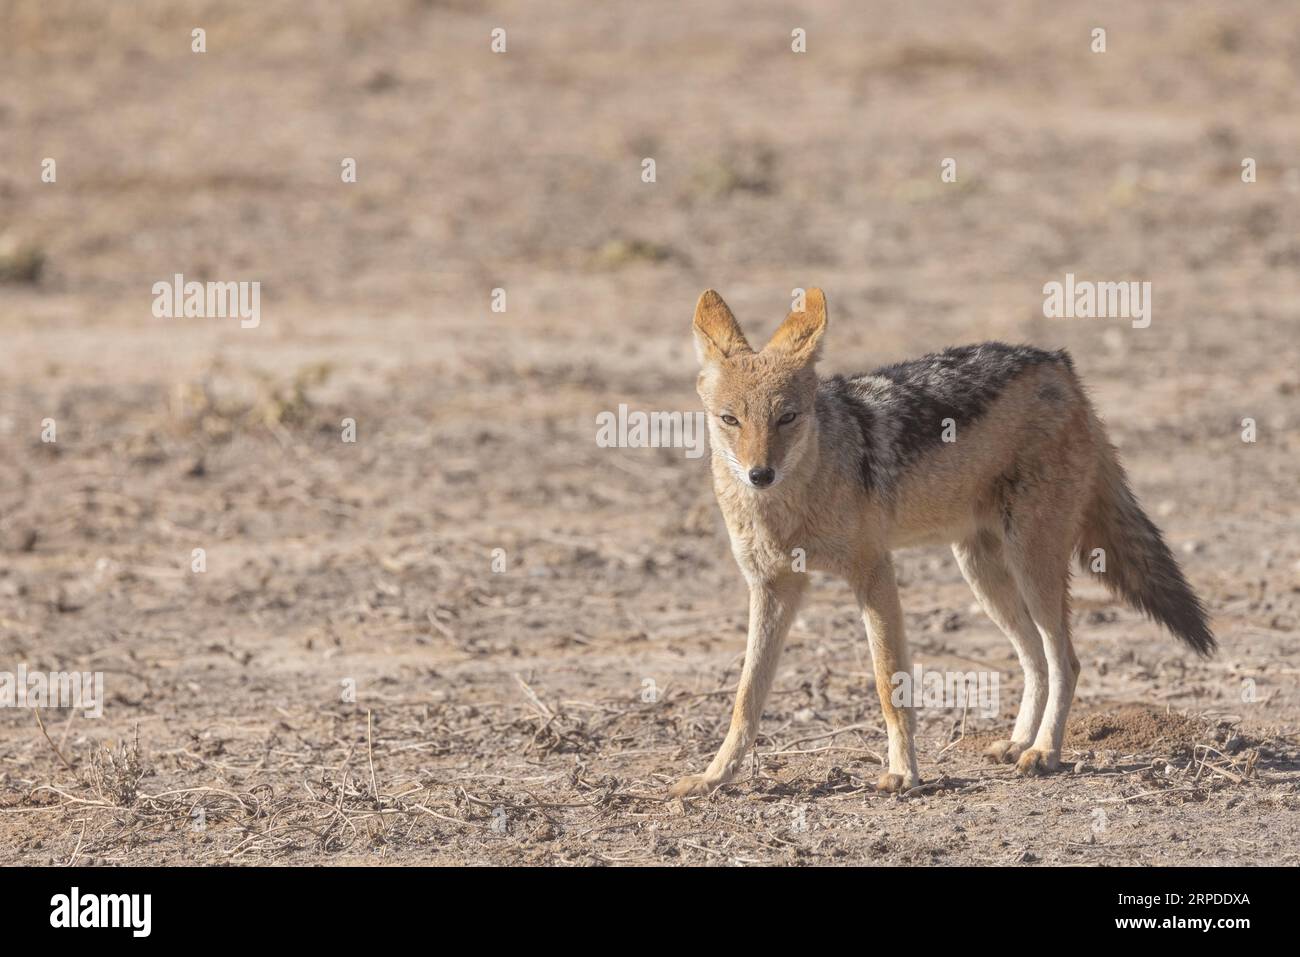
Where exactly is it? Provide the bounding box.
[777,411,798,426]
[720,414,740,427]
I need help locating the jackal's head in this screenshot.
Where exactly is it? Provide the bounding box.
[692,288,827,490]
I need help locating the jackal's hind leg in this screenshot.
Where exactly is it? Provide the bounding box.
[1004,541,1080,777]
[953,532,1048,765]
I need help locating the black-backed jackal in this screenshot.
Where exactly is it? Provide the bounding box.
[670,289,1215,797]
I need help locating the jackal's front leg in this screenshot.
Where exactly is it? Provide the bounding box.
[854,557,921,792]
[669,575,806,798]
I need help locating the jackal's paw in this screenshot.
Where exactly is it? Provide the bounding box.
[876,771,920,794]
[668,773,718,799]
[983,739,1026,764]
[1014,748,1060,776]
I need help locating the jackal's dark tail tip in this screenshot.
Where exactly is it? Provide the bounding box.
[1160,589,1217,658]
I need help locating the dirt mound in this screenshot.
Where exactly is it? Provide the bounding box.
[961,706,1226,758]
[1064,706,1207,755]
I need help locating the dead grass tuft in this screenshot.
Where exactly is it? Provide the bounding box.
[83,727,147,807]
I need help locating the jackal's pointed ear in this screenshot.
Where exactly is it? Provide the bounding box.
[766,288,827,365]
[692,290,752,365]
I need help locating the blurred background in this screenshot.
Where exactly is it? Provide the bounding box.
[0,1,1297,865]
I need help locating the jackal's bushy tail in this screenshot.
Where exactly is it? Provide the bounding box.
[1076,429,1216,657]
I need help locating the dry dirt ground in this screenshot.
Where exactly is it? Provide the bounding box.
[0,1,1297,866]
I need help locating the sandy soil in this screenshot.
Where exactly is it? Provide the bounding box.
[0,0,1297,865]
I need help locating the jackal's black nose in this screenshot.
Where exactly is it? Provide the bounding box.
[748,466,775,488]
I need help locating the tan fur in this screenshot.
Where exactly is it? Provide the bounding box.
[669,289,1213,799]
